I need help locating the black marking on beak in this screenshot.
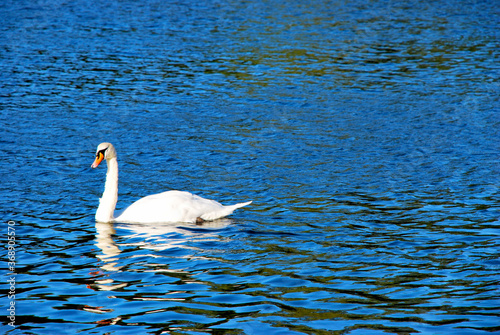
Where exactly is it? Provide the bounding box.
[96,147,108,158]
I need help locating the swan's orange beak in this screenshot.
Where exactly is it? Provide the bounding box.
[91,152,104,169]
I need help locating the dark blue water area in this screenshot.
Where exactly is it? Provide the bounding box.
[1,0,500,334]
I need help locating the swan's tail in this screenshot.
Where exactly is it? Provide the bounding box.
[227,200,252,211]
[200,201,252,221]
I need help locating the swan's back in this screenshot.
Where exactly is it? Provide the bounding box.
[115,190,251,224]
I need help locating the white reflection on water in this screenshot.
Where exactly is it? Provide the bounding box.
[94,219,232,273]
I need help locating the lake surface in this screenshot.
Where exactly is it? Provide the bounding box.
[1,0,499,334]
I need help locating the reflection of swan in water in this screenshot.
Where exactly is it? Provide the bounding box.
[91,142,252,224]
[89,220,234,325]
[94,222,122,273]
[93,219,232,288]
[119,219,233,250]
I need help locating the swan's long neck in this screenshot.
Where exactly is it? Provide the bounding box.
[95,157,118,223]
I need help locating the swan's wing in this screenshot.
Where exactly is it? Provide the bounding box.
[115,190,227,223]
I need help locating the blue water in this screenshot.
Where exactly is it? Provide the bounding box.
[1,0,500,334]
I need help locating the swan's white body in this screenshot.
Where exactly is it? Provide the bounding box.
[92,143,251,224]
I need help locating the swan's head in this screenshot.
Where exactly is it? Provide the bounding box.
[91,142,117,168]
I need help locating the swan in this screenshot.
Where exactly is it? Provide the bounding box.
[91,142,252,224]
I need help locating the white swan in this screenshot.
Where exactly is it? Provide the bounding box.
[91,142,252,224]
